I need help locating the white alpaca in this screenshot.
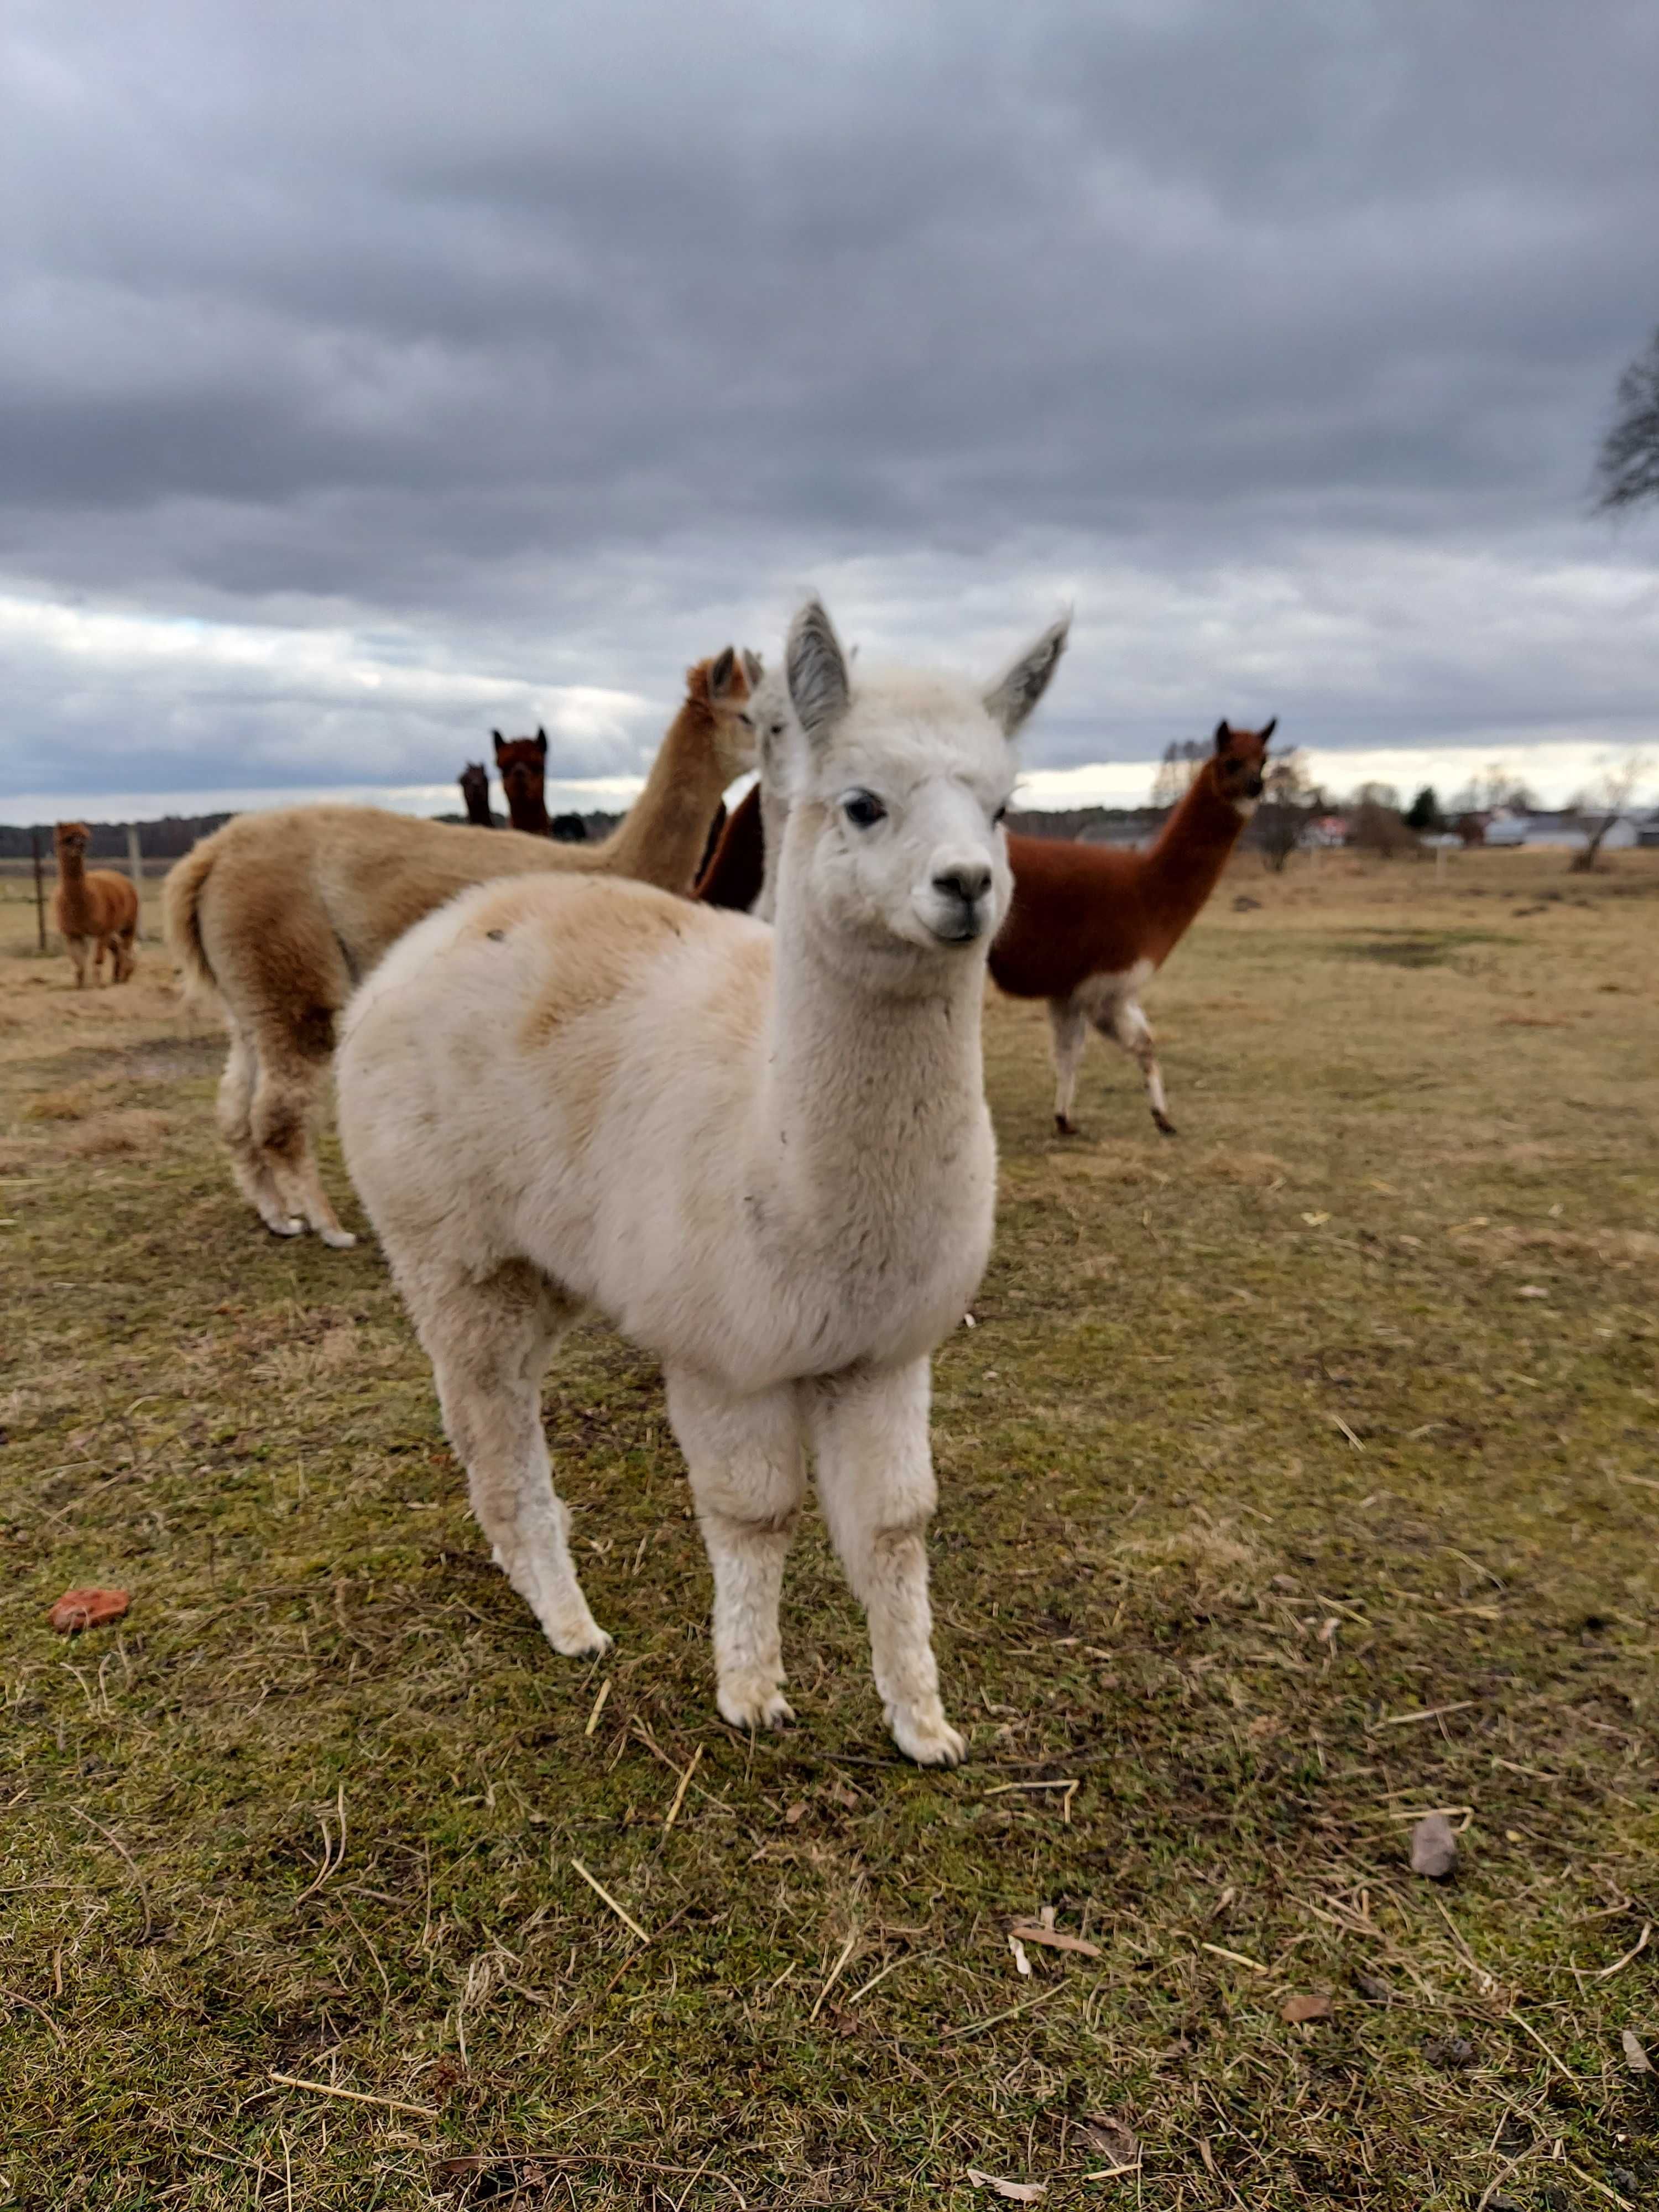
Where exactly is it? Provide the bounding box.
[335,598,1068,1765]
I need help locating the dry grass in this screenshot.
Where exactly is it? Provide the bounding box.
[1,849,1656,2209]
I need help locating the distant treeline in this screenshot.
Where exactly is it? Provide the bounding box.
[0,815,235,861]
[1,801,1156,867]
[0,807,629,862]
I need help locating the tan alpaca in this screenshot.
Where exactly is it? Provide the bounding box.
[336,597,1069,1763]
[53,823,139,988]
[163,650,758,1250]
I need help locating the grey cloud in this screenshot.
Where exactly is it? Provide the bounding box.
[2,0,1658,809]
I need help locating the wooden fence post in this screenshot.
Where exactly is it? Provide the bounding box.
[31,828,47,954]
[127,824,144,941]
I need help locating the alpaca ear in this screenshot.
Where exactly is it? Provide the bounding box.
[1260,716,1277,744]
[1213,721,1232,752]
[534,729,547,758]
[707,645,738,701]
[786,597,851,744]
[492,731,506,758]
[984,613,1070,736]
[741,648,764,690]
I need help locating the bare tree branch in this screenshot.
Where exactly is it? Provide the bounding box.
[1594,326,1659,512]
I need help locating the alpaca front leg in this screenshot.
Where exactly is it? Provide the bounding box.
[809,1360,964,1767]
[419,1263,609,1660]
[666,1368,806,1732]
[1046,998,1088,1135]
[1109,995,1175,1136]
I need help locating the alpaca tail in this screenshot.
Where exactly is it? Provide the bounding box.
[160,836,221,1013]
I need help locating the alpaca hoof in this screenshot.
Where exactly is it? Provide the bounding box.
[887,1703,967,1768]
[1055,1113,1077,1137]
[1153,1112,1178,1138]
[317,1225,358,1251]
[264,1213,305,1238]
[718,1679,795,1733]
[551,1621,613,1661]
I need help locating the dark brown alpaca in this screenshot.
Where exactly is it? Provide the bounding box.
[695,784,766,910]
[458,762,494,827]
[493,728,552,836]
[53,822,139,988]
[989,719,1276,1135]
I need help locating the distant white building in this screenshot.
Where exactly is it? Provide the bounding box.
[1483,807,1641,851]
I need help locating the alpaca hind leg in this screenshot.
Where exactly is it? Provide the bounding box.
[1106,994,1175,1136]
[218,1024,302,1236]
[249,1031,357,1248]
[1046,998,1088,1135]
[415,1260,607,1658]
[808,1359,963,1767]
[666,1368,806,1731]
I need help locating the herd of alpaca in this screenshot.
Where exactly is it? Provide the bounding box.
[338,599,1067,1761]
[124,600,1274,1761]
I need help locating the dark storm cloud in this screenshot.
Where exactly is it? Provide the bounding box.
[3,0,1658,810]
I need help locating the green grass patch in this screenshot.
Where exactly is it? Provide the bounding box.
[1,852,1656,2208]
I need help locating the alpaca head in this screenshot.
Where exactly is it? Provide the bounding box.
[779,598,1068,959]
[55,821,91,862]
[684,646,763,783]
[1212,719,1276,814]
[458,761,490,807]
[493,728,548,820]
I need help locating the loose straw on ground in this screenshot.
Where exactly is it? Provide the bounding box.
[570,1857,651,1944]
[662,1744,703,1832]
[1201,1942,1268,1975]
[268,2072,436,2119]
[809,1930,859,2021]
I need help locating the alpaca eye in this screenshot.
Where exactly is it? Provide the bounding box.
[842,791,886,830]
[993,804,1009,826]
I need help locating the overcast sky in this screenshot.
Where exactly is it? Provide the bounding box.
[4,0,1659,821]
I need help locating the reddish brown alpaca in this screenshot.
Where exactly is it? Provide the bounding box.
[694,784,766,910]
[53,822,139,989]
[989,719,1275,1135]
[493,728,552,834]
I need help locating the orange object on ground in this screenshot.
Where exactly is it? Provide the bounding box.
[48,1587,130,1633]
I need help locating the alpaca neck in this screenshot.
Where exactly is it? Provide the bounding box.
[757,836,989,1258]
[599,696,727,892]
[56,844,92,932]
[1140,766,1247,921]
[507,787,551,836]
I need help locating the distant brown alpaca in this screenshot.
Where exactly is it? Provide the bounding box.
[458,762,494,827]
[164,650,759,1249]
[493,728,552,835]
[989,719,1275,1135]
[53,822,139,988]
[695,784,766,910]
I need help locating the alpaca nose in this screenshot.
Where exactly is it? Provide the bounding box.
[932,861,992,907]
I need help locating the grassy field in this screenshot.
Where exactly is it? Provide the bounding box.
[1,847,1656,2210]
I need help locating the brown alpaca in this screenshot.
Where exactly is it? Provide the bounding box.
[458,762,494,826]
[53,822,139,989]
[989,719,1275,1135]
[163,650,759,1249]
[493,729,551,834]
[694,783,766,910]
